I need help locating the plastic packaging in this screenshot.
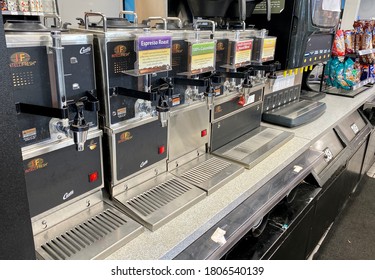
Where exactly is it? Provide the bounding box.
[361,65,369,81]
[343,58,356,88]
[329,57,341,87]
[344,30,355,54]
[332,29,345,56]
[361,22,374,64]
[369,64,375,79]
[324,59,332,86]
[353,21,364,53]
[354,59,362,83]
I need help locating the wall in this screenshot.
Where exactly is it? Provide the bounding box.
[134,0,167,22]
[358,0,375,20]
[57,0,124,26]
[341,0,361,30]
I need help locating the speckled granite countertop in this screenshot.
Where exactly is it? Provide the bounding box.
[106,88,375,260]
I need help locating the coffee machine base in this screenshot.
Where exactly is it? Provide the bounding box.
[212,126,294,169]
[113,173,206,231]
[33,191,143,260]
[170,153,244,195]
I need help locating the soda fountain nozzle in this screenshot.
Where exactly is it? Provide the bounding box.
[70,101,89,151]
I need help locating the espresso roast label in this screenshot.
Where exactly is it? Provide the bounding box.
[190,41,215,74]
[137,35,172,74]
[234,40,253,67]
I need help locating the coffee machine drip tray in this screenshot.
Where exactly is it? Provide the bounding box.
[212,126,294,169]
[114,173,206,231]
[262,100,327,128]
[170,154,244,195]
[34,195,143,260]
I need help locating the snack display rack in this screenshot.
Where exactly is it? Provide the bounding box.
[321,21,375,98]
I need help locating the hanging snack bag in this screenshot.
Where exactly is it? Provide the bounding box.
[343,58,356,88]
[324,59,332,86]
[361,65,369,81]
[362,22,374,64]
[353,21,364,53]
[344,30,355,54]
[329,57,341,88]
[369,64,375,80]
[354,59,362,83]
[334,61,350,90]
[332,29,345,56]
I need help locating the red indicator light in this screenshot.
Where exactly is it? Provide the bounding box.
[158,146,165,154]
[201,129,207,137]
[89,171,99,183]
[238,95,246,106]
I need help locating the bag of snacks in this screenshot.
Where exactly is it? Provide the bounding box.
[332,29,346,56]
[361,22,375,64]
[353,21,364,53]
[354,59,362,83]
[334,61,351,89]
[343,58,356,89]
[361,65,369,81]
[324,59,332,86]
[329,57,341,88]
[369,64,375,79]
[344,30,355,54]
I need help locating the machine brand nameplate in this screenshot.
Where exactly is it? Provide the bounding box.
[112,44,131,58]
[10,52,37,68]
[25,158,48,173]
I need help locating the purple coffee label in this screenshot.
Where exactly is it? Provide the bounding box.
[138,36,172,51]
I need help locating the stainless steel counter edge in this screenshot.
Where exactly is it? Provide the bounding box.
[105,87,375,260]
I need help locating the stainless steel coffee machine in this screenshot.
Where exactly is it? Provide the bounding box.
[167,0,294,168]
[79,12,207,231]
[5,9,142,259]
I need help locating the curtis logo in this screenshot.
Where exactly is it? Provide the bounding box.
[79,46,92,55]
[10,52,37,68]
[25,158,48,173]
[118,131,133,144]
[63,190,74,200]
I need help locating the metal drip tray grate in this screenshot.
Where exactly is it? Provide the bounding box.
[181,157,231,185]
[213,127,294,169]
[126,179,194,217]
[34,202,143,260]
[222,129,283,161]
[114,173,206,231]
[171,154,244,195]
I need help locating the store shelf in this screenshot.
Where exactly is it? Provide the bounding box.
[1,11,56,16]
[357,48,375,56]
[323,78,373,98]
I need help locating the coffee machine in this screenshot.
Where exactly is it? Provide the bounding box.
[251,0,341,127]
[167,0,294,168]
[3,3,143,259]
[77,12,208,231]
